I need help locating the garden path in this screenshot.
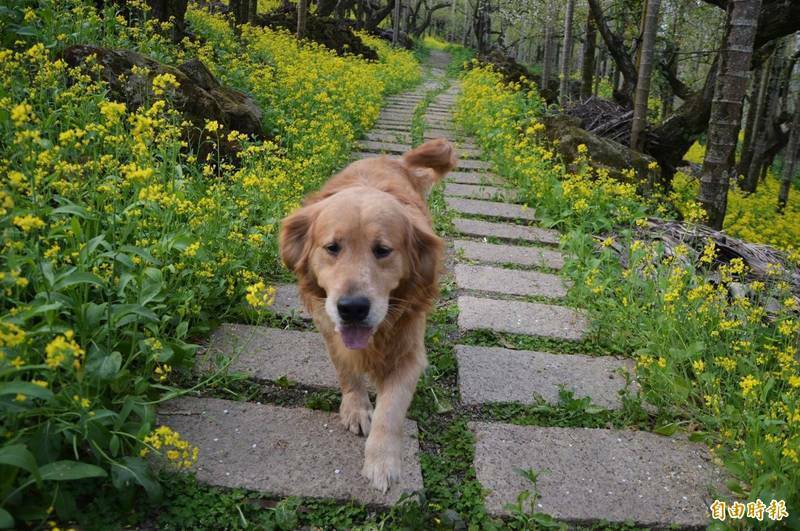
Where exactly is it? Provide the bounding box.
[158,51,726,527]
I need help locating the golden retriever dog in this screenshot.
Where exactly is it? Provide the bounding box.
[279,139,456,492]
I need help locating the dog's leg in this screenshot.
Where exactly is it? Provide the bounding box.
[362,354,425,493]
[331,353,373,436]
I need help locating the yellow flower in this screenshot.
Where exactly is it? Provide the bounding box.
[151,72,180,96]
[11,102,33,126]
[13,214,45,232]
[245,281,276,310]
[205,120,221,133]
[692,360,705,373]
[739,375,760,398]
[45,330,85,370]
[647,161,659,170]
[0,321,26,348]
[14,393,26,402]
[99,101,126,123]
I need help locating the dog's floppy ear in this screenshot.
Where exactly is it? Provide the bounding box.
[406,210,443,290]
[402,138,457,179]
[279,204,318,275]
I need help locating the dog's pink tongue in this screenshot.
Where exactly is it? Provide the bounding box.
[339,325,373,350]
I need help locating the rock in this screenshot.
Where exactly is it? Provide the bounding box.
[542,115,658,186]
[61,45,264,159]
[258,7,379,60]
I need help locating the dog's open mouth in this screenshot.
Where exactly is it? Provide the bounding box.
[338,325,374,350]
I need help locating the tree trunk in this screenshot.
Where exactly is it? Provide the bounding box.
[249,0,257,23]
[145,0,188,42]
[588,0,636,107]
[580,12,597,99]
[737,62,764,177]
[541,0,556,90]
[777,90,799,211]
[630,0,661,151]
[698,0,762,229]
[297,0,308,38]
[558,0,576,104]
[743,39,785,192]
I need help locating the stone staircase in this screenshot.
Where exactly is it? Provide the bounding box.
[158,51,726,527]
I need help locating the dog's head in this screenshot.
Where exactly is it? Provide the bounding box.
[279,140,454,349]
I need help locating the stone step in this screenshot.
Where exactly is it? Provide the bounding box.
[158,397,424,506]
[470,422,726,527]
[374,120,412,128]
[454,239,564,269]
[447,172,505,186]
[424,129,455,139]
[458,295,588,340]
[455,264,568,299]
[203,325,336,387]
[454,218,560,245]
[357,140,410,154]
[456,345,635,408]
[452,147,481,158]
[446,197,537,221]
[364,131,411,144]
[371,123,410,132]
[456,159,492,170]
[444,183,517,202]
[272,283,309,319]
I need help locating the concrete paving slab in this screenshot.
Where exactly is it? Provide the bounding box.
[456,345,635,408]
[202,325,336,387]
[470,422,726,527]
[357,140,410,153]
[364,131,411,143]
[446,197,537,221]
[457,159,492,170]
[447,172,505,186]
[455,264,568,298]
[272,283,309,320]
[444,183,518,202]
[158,397,423,505]
[454,218,560,245]
[458,296,588,340]
[453,239,564,269]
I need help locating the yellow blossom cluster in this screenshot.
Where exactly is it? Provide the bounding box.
[140,426,198,469]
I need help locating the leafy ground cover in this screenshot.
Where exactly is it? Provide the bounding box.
[0,2,418,526]
[456,63,800,528]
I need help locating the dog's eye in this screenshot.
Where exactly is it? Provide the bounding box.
[324,242,340,256]
[373,244,392,259]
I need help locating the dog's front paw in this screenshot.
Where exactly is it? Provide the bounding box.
[339,391,373,436]
[362,433,401,493]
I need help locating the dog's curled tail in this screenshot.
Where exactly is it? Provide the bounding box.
[402,138,458,182]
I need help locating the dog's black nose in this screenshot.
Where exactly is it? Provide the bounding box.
[337,296,370,323]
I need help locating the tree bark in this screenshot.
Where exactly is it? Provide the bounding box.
[588,0,637,107]
[297,0,308,38]
[145,0,188,42]
[580,12,597,99]
[558,0,576,104]
[630,0,661,151]
[743,39,785,191]
[541,0,556,90]
[249,0,257,23]
[737,62,764,177]
[777,90,800,211]
[698,0,762,229]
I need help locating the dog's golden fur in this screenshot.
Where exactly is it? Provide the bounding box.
[279,139,455,492]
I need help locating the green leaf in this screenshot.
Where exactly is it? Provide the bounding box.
[0,382,54,402]
[0,444,40,483]
[111,457,162,500]
[654,422,679,436]
[0,508,14,529]
[52,203,94,219]
[52,271,104,291]
[38,460,107,481]
[85,351,122,381]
